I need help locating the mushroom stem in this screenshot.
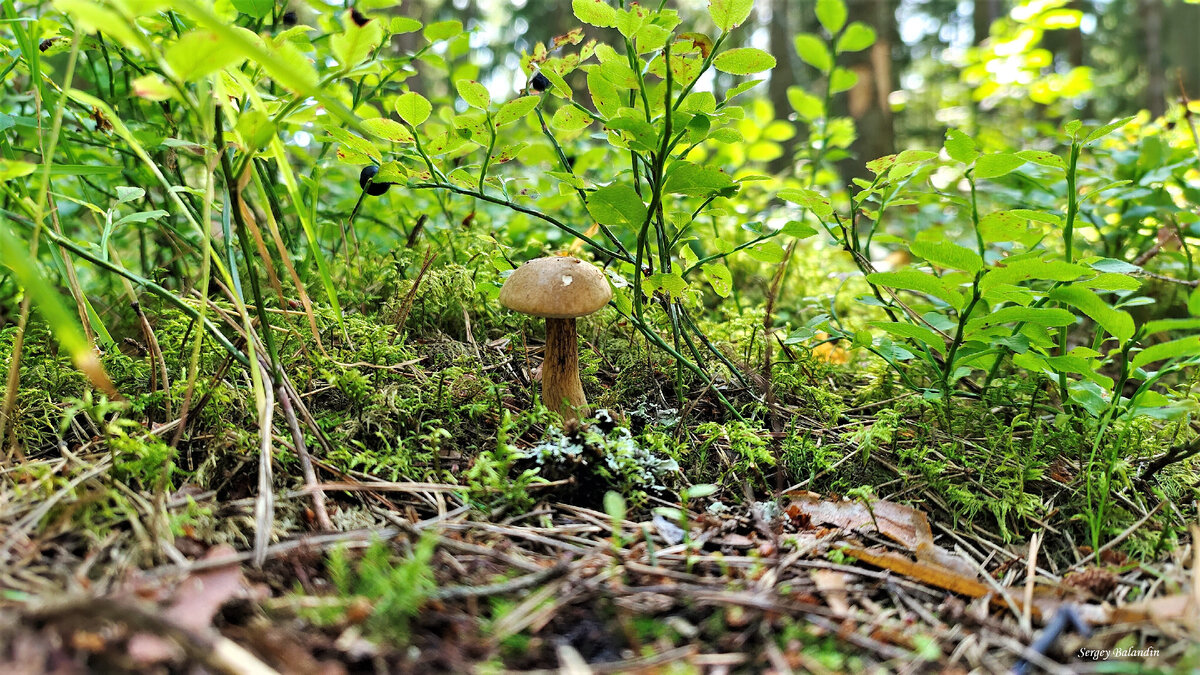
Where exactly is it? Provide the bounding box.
[542,317,588,420]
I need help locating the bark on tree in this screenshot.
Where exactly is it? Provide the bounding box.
[834,0,898,188]
[973,0,1002,45]
[767,0,800,175]
[1142,0,1166,117]
[1162,0,1200,106]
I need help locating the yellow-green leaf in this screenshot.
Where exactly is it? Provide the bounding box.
[395,92,432,126]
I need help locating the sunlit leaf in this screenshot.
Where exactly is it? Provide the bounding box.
[974,153,1025,179]
[836,22,875,53]
[794,33,832,72]
[395,92,432,126]
[708,0,753,32]
[456,79,491,110]
[816,0,847,34]
[713,47,776,75]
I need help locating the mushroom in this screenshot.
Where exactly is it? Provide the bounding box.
[499,256,612,421]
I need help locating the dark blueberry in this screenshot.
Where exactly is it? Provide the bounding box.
[350,8,369,27]
[359,165,390,196]
[281,10,297,26]
[530,72,550,92]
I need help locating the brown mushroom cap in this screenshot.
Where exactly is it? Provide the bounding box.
[499,256,613,319]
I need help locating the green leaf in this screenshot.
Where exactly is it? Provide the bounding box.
[0,159,37,182]
[540,69,574,98]
[868,269,964,309]
[835,22,875,53]
[606,115,657,152]
[53,0,140,49]
[1082,115,1134,145]
[615,4,647,38]
[991,257,1090,285]
[977,306,1076,328]
[662,162,736,197]
[725,79,764,101]
[115,209,169,226]
[782,220,818,238]
[423,19,462,42]
[978,211,1041,246]
[587,184,647,229]
[361,117,414,143]
[375,161,407,183]
[1132,337,1200,371]
[603,491,627,523]
[231,0,272,19]
[745,240,786,263]
[1145,318,1200,335]
[1068,380,1109,417]
[816,0,847,33]
[974,153,1025,179]
[1088,258,1141,275]
[643,272,688,296]
[1016,150,1065,170]
[551,106,594,132]
[712,47,776,75]
[235,109,275,151]
[170,0,356,126]
[394,92,432,126]
[701,263,732,297]
[788,87,824,120]
[829,67,858,93]
[1049,286,1135,343]
[870,321,946,354]
[332,11,383,68]
[1190,287,1200,316]
[166,30,247,81]
[455,79,491,109]
[115,186,145,204]
[494,96,539,127]
[794,33,832,72]
[944,129,978,164]
[1080,273,1140,291]
[910,239,984,273]
[635,24,671,53]
[327,126,380,162]
[708,0,754,32]
[778,188,833,218]
[573,0,618,27]
[390,17,422,34]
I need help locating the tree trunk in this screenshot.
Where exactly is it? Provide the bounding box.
[834,0,897,189]
[767,0,800,175]
[1142,0,1166,117]
[973,0,1002,44]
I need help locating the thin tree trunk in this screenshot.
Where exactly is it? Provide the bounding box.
[767,0,799,175]
[834,0,897,188]
[1142,0,1166,117]
[973,0,1001,45]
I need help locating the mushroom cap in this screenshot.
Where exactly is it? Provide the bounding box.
[499,256,613,319]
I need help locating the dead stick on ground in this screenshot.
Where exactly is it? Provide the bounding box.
[27,597,279,675]
[1066,501,1166,573]
[276,377,332,531]
[253,366,277,568]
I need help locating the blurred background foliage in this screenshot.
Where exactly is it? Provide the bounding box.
[376,0,1200,170]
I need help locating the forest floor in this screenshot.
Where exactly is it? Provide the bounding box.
[1,263,1198,674]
